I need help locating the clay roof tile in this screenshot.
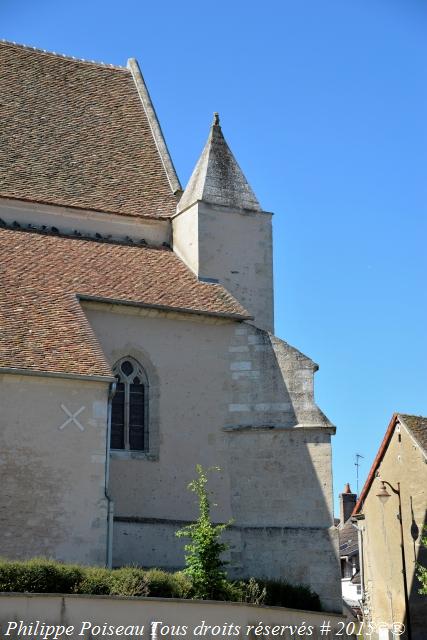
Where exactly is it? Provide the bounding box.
[0,41,180,219]
[0,228,250,379]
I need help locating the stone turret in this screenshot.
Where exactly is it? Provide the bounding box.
[172,114,274,332]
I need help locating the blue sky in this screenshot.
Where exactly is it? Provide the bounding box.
[2,0,426,513]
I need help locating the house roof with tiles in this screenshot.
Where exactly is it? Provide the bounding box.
[0,41,181,219]
[353,413,427,516]
[0,227,250,379]
[400,413,427,456]
[339,520,359,558]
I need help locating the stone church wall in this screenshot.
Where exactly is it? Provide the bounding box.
[0,374,110,565]
[83,302,341,612]
[0,199,170,247]
[111,422,340,613]
[83,303,236,523]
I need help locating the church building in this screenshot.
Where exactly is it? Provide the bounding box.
[0,41,341,612]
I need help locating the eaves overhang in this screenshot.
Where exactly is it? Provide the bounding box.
[78,294,253,322]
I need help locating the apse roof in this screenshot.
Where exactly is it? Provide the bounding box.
[0,41,180,219]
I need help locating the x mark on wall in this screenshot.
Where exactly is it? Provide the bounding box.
[58,404,86,432]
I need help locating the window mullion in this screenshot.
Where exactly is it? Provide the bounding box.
[124,378,130,450]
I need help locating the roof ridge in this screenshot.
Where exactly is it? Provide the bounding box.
[398,412,427,420]
[127,58,182,195]
[0,39,127,70]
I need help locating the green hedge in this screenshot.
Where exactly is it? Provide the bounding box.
[0,559,190,599]
[258,579,321,611]
[0,559,320,610]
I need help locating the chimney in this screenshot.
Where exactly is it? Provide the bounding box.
[339,483,357,524]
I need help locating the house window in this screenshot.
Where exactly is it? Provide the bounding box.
[111,357,148,451]
[340,559,353,579]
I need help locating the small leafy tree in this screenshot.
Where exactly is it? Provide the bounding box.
[417,528,427,595]
[176,465,231,600]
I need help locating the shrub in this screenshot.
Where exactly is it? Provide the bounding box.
[0,559,321,611]
[417,527,427,595]
[176,465,231,600]
[110,568,149,597]
[74,566,112,595]
[259,578,322,611]
[0,559,189,599]
[144,568,191,598]
[238,577,267,605]
[0,558,83,594]
[224,577,320,610]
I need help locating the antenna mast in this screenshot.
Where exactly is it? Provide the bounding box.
[355,453,364,494]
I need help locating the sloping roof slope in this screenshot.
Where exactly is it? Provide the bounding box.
[178,114,262,213]
[339,521,359,558]
[353,412,427,515]
[0,41,179,218]
[0,228,249,378]
[400,414,427,456]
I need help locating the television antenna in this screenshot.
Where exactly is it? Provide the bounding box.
[355,453,364,494]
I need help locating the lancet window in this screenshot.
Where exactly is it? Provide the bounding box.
[111,357,148,451]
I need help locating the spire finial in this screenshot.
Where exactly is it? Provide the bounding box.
[213,112,220,126]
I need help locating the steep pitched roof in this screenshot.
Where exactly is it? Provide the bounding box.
[178,114,262,213]
[0,41,180,218]
[353,412,427,515]
[0,228,250,379]
[400,414,427,456]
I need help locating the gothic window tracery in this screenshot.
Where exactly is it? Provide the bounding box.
[111,356,148,451]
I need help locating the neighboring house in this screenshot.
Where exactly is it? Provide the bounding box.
[353,413,427,640]
[338,484,361,612]
[0,41,342,612]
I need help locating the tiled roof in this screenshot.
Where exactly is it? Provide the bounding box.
[0,228,250,378]
[353,412,427,515]
[400,414,427,456]
[339,521,359,558]
[0,41,179,218]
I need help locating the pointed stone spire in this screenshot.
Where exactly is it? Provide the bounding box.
[178,113,262,212]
